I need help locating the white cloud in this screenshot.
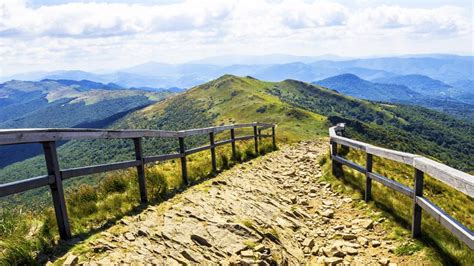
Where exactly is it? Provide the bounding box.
[0,0,472,76]
[0,0,234,37]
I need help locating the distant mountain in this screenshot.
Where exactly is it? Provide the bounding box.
[373,74,452,95]
[313,74,474,121]
[448,79,474,104]
[188,53,349,65]
[337,56,474,83]
[42,79,123,90]
[0,79,175,167]
[2,55,472,88]
[314,74,418,102]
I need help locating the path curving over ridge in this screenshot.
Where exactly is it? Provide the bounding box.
[56,140,428,265]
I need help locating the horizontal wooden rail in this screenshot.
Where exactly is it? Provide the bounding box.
[0,122,276,240]
[329,123,474,250]
[143,153,182,164]
[368,172,414,197]
[61,160,141,180]
[0,175,53,198]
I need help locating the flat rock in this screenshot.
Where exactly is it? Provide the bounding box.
[124,232,135,241]
[63,254,78,265]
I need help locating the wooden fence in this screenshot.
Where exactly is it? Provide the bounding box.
[329,123,473,249]
[0,122,276,240]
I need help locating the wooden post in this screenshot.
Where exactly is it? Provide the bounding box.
[179,137,188,186]
[209,132,217,173]
[412,169,424,237]
[365,153,373,202]
[253,125,259,155]
[230,128,236,161]
[42,141,71,240]
[272,126,276,150]
[133,138,147,203]
[258,128,262,142]
[331,141,338,176]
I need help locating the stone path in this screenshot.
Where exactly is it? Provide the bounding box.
[58,140,427,265]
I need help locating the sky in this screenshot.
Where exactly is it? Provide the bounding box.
[0,0,473,76]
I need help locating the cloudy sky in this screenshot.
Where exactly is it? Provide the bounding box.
[1,0,472,76]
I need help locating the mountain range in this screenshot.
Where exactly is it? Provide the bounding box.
[2,55,472,89]
[313,73,474,121]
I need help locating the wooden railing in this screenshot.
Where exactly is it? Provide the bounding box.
[0,122,276,240]
[329,123,473,249]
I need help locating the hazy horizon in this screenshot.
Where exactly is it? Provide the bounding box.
[1,0,473,77]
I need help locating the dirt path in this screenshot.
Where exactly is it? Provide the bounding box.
[57,140,427,265]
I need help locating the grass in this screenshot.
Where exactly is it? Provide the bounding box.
[0,139,276,264]
[319,146,474,265]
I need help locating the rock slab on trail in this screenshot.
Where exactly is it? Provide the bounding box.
[59,140,427,265]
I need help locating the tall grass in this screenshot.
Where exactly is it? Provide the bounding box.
[0,139,275,264]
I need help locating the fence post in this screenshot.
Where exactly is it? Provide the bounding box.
[253,125,259,155]
[365,153,373,202]
[331,141,337,175]
[133,138,147,203]
[42,141,71,240]
[209,131,217,173]
[258,128,262,142]
[412,168,424,237]
[272,125,276,150]
[179,136,188,186]
[230,128,236,161]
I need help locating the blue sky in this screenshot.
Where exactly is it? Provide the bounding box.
[1,0,472,76]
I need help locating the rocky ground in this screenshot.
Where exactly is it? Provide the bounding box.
[56,140,428,265]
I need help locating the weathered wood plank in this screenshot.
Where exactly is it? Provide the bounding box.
[43,141,71,240]
[366,145,419,165]
[215,139,233,146]
[210,132,217,172]
[253,125,259,154]
[230,129,236,161]
[143,153,182,163]
[272,126,276,150]
[368,172,414,197]
[333,155,366,173]
[412,169,424,237]
[0,175,52,197]
[179,137,188,186]
[61,160,141,179]
[0,123,271,145]
[234,135,254,141]
[330,135,370,151]
[416,196,474,249]
[413,157,474,198]
[133,138,147,203]
[365,153,373,202]
[185,145,212,155]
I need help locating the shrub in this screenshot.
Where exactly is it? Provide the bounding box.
[244,145,255,160]
[233,148,243,162]
[145,169,168,200]
[99,173,130,195]
[68,184,99,217]
[220,153,229,169]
